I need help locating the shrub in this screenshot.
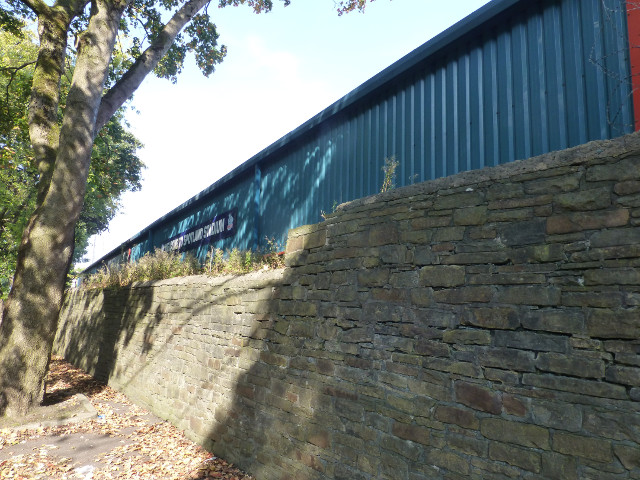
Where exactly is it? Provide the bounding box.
[81,240,285,290]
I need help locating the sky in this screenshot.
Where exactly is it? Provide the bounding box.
[80,0,492,267]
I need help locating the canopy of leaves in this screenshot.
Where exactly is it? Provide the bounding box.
[0,29,144,298]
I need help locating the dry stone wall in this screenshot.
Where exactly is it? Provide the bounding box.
[57,133,640,479]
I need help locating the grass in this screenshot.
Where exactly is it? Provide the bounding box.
[81,244,285,290]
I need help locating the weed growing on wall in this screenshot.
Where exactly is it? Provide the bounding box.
[380,155,399,193]
[81,239,285,290]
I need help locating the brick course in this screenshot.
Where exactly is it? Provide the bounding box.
[56,132,640,479]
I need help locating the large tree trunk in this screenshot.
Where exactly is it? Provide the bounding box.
[0,0,127,418]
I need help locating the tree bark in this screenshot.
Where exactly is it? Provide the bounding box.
[0,0,128,417]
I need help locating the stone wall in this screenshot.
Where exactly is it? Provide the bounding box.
[56,133,640,479]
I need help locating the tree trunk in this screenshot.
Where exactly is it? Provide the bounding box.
[0,0,128,418]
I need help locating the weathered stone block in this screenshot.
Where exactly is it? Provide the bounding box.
[552,433,612,463]
[584,267,640,285]
[391,421,431,445]
[442,329,491,345]
[521,309,584,334]
[499,219,547,246]
[433,191,484,210]
[419,265,465,287]
[494,331,568,353]
[479,348,536,372]
[547,209,629,234]
[524,173,581,194]
[541,452,578,480]
[536,352,604,379]
[590,227,640,247]
[489,442,541,473]
[425,449,470,475]
[587,157,640,182]
[522,373,627,399]
[605,364,640,386]
[434,405,479,429]
[463,307,520,330]
[369,223,399,246]
[614,443,640,470]
[586,309,640,339]
[454,381,502,415]
[555,187,612,211]
[453,206,488,225]
[433,286,493,304]
[495,285,561,306]
[480,418,550,450]
[529,399,582,432]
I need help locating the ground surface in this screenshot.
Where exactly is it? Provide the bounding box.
[0,356,254,480]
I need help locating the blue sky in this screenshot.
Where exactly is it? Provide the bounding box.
[81,0,491,267]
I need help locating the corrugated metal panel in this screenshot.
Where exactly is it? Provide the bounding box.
[255,0,633,249]
[86,0,634,272]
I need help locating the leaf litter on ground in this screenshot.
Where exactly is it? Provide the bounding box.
[0,356,255,480]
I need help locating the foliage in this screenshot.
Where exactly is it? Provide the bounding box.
[82,240,285,289]
[380,155,398,193]
[0,30,144,298]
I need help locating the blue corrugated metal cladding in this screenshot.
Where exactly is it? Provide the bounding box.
[87,0,634,272]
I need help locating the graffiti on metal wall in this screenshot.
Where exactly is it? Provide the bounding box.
[161,208,237,253]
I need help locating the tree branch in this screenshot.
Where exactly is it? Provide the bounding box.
[95,0,210,131]
[19,0,50,16]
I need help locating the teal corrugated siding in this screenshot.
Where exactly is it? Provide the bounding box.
[86,0,634,271]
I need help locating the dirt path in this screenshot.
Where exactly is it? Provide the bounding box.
[0,356,254,480]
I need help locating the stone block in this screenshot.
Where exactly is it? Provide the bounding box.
[419,265,465,287]
[524,172,581,194]
[433,191,484,210]
[391,422,432,445]
[502,394,526,417]
[369,224,399,246]
[541,452,578,480]
[499,219,547,246]
[605,364,640,386]
[446,432,487,457]
[494,331,568,353]
[480,418,550,450]
[586,309,640,339]
[440,251,510,265]
[463,307,520,330]
[432,286,493,304]
[434,405,479,429]
[453,206,488,225]
[590,227,640,247]
[489,441,541,473]
[529,399,582,432]
[521,309,584,334]
[494,285,561,306]
[536,352,605,379]
[614,443,640,470]
[554,187,612,211]
[478,348,536,372]
[425,449,470,475]
[587,157,640,182]
[522,373,627,399]
[442,329,491,345]
[552,433,612,463]
[432,227,466,243]
[584,267,640,285]
[409,288,433,307]
[547,209,629,234]
[454,381,502,415]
